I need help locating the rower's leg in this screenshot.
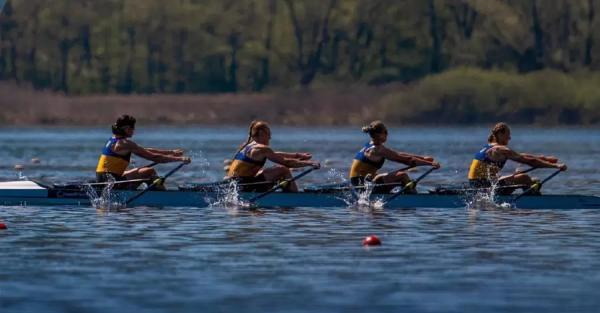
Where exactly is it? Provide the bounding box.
[374,171,412,193]
[498,174,534,195]
[123,167,158,189]
[261,166,297,192]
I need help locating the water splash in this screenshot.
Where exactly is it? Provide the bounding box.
[209,180,249,208]
[466,168,512,210]
[83,177,125,211]
[340,179,385,209]
[16,171,28,180]
[326,168,346,184]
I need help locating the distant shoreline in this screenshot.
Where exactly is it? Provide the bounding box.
[1,68,598,127]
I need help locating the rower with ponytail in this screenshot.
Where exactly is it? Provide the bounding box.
[226,120,320,192]
[468,122,567,194]
[349,120,441,194]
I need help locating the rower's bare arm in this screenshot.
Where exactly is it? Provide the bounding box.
[264,148,319,168]
[503,148,565,170]
[380,147,440,168]
[520,153,558,164]
[127,142,190,164]
[275,151,312,160]
[146,148,184,156]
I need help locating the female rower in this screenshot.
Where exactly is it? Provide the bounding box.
[349,120,441,193]
[226,121,320,192]
[95,115,191,189]
[468,122,567,194]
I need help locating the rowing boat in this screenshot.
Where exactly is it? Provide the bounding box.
[0,180,598,210]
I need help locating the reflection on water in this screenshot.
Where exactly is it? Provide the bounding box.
[0,127,599,313]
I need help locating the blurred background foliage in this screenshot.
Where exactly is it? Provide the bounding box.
[0,0,599,124]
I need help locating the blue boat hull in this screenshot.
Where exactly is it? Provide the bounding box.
[1,187,599,209]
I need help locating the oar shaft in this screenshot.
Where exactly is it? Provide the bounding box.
[385,167,437,203]
[85,178,151,186]
[126,162,187,205]
[248,167,316,202]
[514,169,562,201]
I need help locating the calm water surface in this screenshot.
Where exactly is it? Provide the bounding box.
[0,127,599,313]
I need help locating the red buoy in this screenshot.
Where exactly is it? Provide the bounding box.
[362,235,381,246]
[0,223,7,230]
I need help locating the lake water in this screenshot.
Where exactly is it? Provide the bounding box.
[0,126,599,313]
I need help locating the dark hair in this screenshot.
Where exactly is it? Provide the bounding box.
[361,120,387,138]
[112,115,136,136]
[488,122,510,143]
[232,120,270,156]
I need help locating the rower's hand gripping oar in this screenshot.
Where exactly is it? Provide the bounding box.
[125,162,188,205]
[384,166,438,203]
[513,168,562,201]
[248,165,319,203]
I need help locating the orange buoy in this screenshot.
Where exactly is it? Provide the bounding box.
[0,222,7,230]
[362,235,381,246]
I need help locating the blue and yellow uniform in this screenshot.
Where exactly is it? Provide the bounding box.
[349,142,385,180]
[96,137,131,179]
[227,142,267,178]
[468,143,506,184]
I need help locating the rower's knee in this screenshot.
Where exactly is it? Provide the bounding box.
[513,174,533,185]
[278,166,292,179]
[393,171,411,184]
[140,167,157,178]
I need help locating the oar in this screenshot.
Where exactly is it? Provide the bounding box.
[248,166,318,203]
[348,165,414,200]
[84,178,152,187]
[384,167,437,203]
[513,168,562,201]
[125,162,187,205]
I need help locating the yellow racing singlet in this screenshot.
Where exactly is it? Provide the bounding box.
[95,137,131,176]
[468,144,506,180]
[227,143,267,177]
[349,142,385,178]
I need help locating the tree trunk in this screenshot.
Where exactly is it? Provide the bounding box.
[531,0,544,69]
[58,40,71,92]
[429,0,442,73]
[450,1,477,40]
[174,29,187,93]
[585,0,595,66]
[256,0,276,91]
[228,33,239,92]
[119,26,135,93]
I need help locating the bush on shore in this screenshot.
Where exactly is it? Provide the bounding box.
[379,68,600,125]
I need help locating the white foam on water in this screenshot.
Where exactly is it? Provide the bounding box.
[466,168,514,210]
[17,171,28,181]
[83,177,126,211]
[210,180,249,208]
[341,178,385,210]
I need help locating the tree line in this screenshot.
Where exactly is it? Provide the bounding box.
[0,0,598,94]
